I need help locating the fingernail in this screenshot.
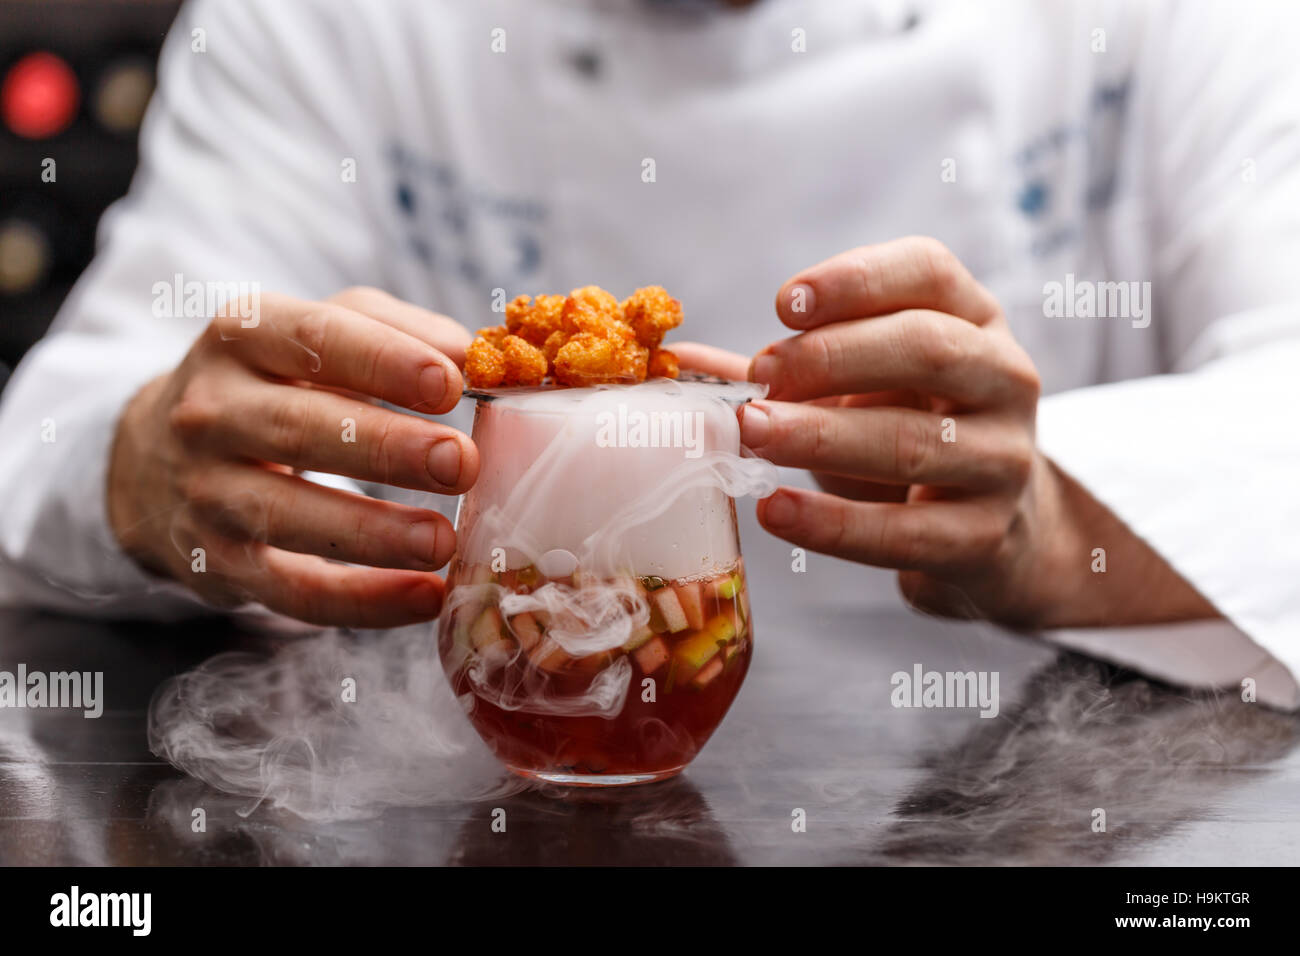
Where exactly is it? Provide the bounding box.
[786,282,816,321]
[740,402,771,449]
[419,364,448,407]
[408,521,441,565]
[426,438,462,487]
[763,490,797,529]
[750,351,779,386]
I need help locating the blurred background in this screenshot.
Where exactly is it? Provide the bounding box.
[0,0,180,389]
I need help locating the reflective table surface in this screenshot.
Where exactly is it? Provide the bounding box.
[3,588,1297,866]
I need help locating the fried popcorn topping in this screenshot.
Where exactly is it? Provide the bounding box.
[622,285,683,349]
[465,336,507,388]
[466,285,684,388]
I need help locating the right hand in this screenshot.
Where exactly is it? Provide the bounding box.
[107,286,478,627]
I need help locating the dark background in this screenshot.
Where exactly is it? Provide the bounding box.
[0,0,181,389]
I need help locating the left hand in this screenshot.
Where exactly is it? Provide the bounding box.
[676,236,1216,628]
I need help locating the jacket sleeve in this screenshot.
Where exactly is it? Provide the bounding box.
[1035,0,1300,709]
[0,0,379,618]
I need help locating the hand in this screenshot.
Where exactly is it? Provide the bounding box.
[107,286,477,627]
[691,237,1215,628]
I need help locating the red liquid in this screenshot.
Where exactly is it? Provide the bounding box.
[438,562,751,782]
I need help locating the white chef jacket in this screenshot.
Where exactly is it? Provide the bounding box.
[1,0,1298,707]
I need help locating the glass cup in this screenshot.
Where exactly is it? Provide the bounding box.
[437,376,773,785]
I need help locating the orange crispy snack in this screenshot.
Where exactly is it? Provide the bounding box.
[553,333,617,386]
[501,334,548,386]
[622,286,683,349]
[542,328,567,365]
[647,348,680,379]
[478,324,509,349]
[465,285,683,388]
[561,286,630,341]
[466,336,506,388]
[505,294,565,347]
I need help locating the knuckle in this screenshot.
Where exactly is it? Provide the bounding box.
[962,511,1008,565]
[877,511,921,568]
[362,335,396,390]
[892,415,935,483]
[366,413,404,479]
[914,314,963,375]
[1001,437,1036,487]
[1007,351,1043,402]
[911,236,962,295]
[267,395,312,463]
[821,504,852,555]
[848,245,890,305]
[168,381,219,440]
[803,407,834,463]
[802,328,847,383]
[293,308,337,369]
[332,285,385,307]
[178,468,221,516]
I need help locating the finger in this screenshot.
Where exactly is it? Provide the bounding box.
[202,535,448,627]
[671,341,751,381]
[813,472,909,503]
[188,463,457,570]
[756,486,1007,572]
[750,310,1040,406]
[210,293,462,415]
[175,376,479,493]
[775,236,1002,330]
[328,286,474,366]
[740,401,1034,490]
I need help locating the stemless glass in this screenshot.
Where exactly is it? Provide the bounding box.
[437,377,768,786]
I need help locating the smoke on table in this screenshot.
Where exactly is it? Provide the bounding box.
[147,624,526,821]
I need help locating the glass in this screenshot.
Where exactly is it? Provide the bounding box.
[437,376,772,786]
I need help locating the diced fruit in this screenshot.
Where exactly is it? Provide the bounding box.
[470,608,506,649]
[569,651,612,675]
[725,639,744,662]
[509,611,543,652]
[728,599,748,641]
[451,607,478,653]
[633,636,669,675]
[622,622,655,652]
[674,581,705,630]
[647,601,668,633]
[705,613,736,644]
[479,639,514,671]
[529,640,571,673]
[651,587,689,633]
[467,564,494,586]
[639,575,666,591]
[690,657,724,690]
[673,627,723,680]
[710,574,740,600]
[737,586,750,625]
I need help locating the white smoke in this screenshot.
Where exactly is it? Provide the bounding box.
[148,624,526,821]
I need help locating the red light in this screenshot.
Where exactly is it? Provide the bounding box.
[2,52,81,140]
